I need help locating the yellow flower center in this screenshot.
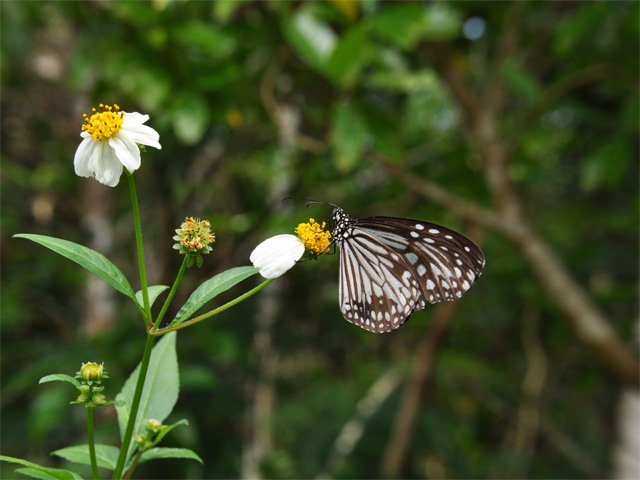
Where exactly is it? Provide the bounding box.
[81,104,124,141]
[296,218,332,255]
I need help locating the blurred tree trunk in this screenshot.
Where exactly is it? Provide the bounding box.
[613,389,640,479]
[242,283,280,479]
[379,302,459,477]
[80,179,115,338]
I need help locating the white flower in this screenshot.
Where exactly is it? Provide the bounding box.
[250,234,305,279]
[74,104,161,187]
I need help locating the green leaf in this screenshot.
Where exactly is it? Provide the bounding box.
[360,104,403,160]
[327,25,372,87]
[332,103,368,172]
[115,332,179,459]
[13,468,75,480]
[170,21,236,59]
[39,374,81,388]
[149,419,189,449]
[0,455,83,480]
[52,444,119,470]
[137,448,203,465]
[123,419,190,471]
[369,3,461,50]
[580,138,631,192]
[283,10,336,72]
[171,266,258,326]
[13,234,136,303]
[553,2,612,56]
[135,285,170,309]
[367,69,440,93]
[500,59,542,103]
[213,0,249,23]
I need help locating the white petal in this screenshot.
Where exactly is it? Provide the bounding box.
[122,112,150,125]
[109,133,141,173]
[122,113,161,149]
[94,142,123,187]
[250,234,305,279]
[74,138,97,177]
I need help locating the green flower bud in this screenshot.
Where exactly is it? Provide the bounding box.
[134,433,148,446]
[80,362,104,381]
[146,418,163,433]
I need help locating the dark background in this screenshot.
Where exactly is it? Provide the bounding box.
[1,1,638,479]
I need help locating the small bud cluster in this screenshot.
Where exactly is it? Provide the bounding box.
[73,362,111,408]
[173,217,216,267]
[134,418,165,450]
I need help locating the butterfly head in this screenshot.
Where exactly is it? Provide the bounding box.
[331,207,354,243]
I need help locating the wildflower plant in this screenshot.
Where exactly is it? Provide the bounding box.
[3,104,313,480]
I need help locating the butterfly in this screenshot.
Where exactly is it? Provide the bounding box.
[295,200,485,333]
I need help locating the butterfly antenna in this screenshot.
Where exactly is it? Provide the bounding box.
[281,197,339,209]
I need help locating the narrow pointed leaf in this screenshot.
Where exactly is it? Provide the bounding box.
[14,468,77,480]
[137,448,203,465]
[135,285,170,309]
[52,444,119,470]
[0,455,83,480]
[39,374,81,388]
[171,266,258,326]
[13,234,136,302]
[150,419,189,449]
[115,332,179,459]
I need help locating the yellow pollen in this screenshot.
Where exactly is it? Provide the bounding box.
[296,218,331,255]
[81,104,124,141]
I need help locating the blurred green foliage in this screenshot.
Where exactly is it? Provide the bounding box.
[1,1,638,479]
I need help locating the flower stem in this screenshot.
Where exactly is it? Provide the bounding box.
[86,405,98,480]
[154,278,274,335]
[150,257,189,333]
[111,334,156,480]
[126,171,151,328]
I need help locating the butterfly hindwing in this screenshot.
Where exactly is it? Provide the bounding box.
[339,228,426,333]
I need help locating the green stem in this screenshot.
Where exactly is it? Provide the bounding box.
[86,405,98,480]
[126,171,151,328]
[154,278,274,335]
[111,334,156,480]
[123,449,144,480]
[150,257,189,334]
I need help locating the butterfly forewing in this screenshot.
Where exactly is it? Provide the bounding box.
[332,208,485,333]
[356,216,485,304]
[339,229,427,333]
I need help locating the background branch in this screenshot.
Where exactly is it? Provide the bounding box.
[419,41,639,388]
[379,302,459,478]
[317,369,401,480]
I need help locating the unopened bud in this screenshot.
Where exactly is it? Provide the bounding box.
[80,362,104,381]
